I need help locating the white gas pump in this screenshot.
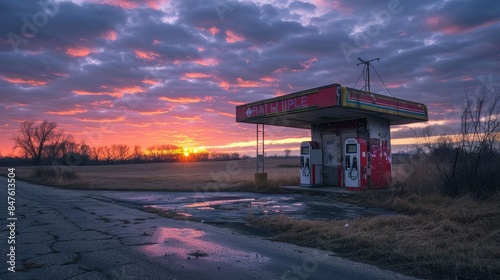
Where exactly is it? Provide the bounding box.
[344,138,367,189]
[300,141,322,186]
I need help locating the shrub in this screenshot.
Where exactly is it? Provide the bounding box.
[34,166,78,181]
[405,86,500,199]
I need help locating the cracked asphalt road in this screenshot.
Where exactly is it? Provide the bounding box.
[0,179,418,280]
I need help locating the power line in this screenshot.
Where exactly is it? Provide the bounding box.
[370,64,396,98]
[352,69,364,89]
[354,57,400,114]
[356,57,379,92]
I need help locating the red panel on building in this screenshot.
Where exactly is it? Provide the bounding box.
[369,138,392,188]
[236,84,338,121]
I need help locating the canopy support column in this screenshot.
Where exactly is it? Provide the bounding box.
[256,124,264,173]
[254,124,267,187]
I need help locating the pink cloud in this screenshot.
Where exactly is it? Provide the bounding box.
[176,116,201,121]
[76,116,126,123]
[2,76,47,86]
[235,77,267,87]
[216,77,271,91]
[226,101,243,106]
[208,27,220,35]
[160,96,202,103]
[88,0,139,9]
[72,86,146,98]
[225,30,245,43]
[218,80,231,90]
[145,0,170,10]
[193,57,219,66]
[260,76,277,82]
[101,30,118,41]
[183,72,212,79]
[66,46,94,57]
[142,78,160,85]
[426,15,500,35]
[216,112,234,118]
[46,109,88,115]
[135,50,160,60]
[138,110,171,115]
[273,57,318,74]
[312,0,353,13]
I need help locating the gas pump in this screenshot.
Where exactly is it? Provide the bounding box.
[300,141,322,186]
[344,138,367,190]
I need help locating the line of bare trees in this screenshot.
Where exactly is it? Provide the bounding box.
[5,120,243,166]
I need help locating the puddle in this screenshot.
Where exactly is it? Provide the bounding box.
[142,227,269,263]
[97,191,395,227]
[186,198,255,208]
[147,194,309,223]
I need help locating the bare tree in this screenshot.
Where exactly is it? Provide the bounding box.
[115,144,131,163]
[146,145,160,162]
[454,86,500,197]
[12,120,63,165]
[78,141,91,165]
[417,85,500,197]
[132,145,142,163]
[460,88,500,176]
[89,146,104,164]
[159,144,182,161]
[102,145,117,164]
[193,151,209,161]
[284,149,292,158]
[56,135,76,165]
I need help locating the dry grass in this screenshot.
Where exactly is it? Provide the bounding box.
[6,158,299,192]
[10,166,92,189]
[251,183,500,279]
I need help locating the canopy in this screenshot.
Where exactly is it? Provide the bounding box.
[236,84,428,128]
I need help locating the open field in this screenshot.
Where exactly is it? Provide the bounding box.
[7,158,300,192]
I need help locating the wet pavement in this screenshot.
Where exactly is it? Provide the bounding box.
[0,179,417,280]
[88,191,396,225]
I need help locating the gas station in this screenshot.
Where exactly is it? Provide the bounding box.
[235,83,428,190]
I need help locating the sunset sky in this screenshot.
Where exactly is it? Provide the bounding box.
[1,0,499,157]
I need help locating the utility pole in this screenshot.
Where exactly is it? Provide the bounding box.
[357,57,379,92]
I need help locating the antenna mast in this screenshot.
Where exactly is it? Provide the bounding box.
[356,57,380,92]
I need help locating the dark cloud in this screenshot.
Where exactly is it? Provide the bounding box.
[289,1,316,11]
[0,1,126,53]
[427,0,500,33]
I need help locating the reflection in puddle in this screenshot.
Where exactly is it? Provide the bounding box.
[146,195,310,223]
[142,228,269,263]
[104,191,396,227]
[197,206,214,210]
[186,198,255,208]
[177,212,192,217]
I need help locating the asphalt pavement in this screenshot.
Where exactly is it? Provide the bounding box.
[0,178,418,280]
